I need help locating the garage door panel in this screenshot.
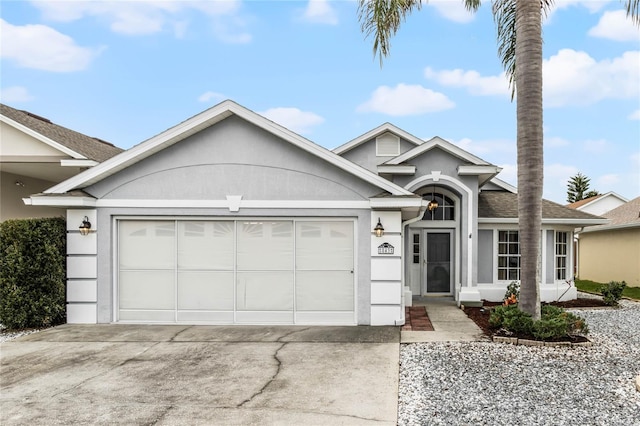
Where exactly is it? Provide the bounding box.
[119,221,175,270]
[237,222,293,271]
[178,222,234,270]
[119,270,175,310]
[296,271,354,311]
[177,271,234,310]
[236,272,294,311]
[177,311,234,322]
[119,310,176,322]
[296,222,353,270]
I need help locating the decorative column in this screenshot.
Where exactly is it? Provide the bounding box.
[66,209,98,323]
[370,211,404,325]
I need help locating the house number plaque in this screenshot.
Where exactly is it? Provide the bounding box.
[378,242,394,255]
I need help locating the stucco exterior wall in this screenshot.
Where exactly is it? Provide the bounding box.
[579,228,640,287]
[339,137,416,174]
[1,171,63,220]
[88,116,381,201]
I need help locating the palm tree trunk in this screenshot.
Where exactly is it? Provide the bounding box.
[515,0,543,320]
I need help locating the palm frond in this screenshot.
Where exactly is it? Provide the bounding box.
[358,0,424,65]
[626,0,640,25]
[493,0,554,100]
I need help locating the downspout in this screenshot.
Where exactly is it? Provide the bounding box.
[396,205,428,325]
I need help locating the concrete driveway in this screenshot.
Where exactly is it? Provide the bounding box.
[1,325,400,425]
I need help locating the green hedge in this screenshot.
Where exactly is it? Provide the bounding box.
[0,217,66,330]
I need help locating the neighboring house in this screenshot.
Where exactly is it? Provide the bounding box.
[25,100,605,326]
[566,192,628,216]
[576,196,640,287]
[0,103,122,221]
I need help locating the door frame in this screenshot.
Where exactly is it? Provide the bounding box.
[421,229,454,296]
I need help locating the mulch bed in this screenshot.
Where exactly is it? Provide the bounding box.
[403,306,435,331]
[463,297,609,343]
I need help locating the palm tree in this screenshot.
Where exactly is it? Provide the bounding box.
[358,0,639,319]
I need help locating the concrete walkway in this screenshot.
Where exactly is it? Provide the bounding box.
[401,298,486,343]
[1,325,400,425]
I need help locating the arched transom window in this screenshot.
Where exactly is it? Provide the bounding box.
[422,191,455,221]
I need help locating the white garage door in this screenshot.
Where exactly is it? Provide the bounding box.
[117,219,355,324]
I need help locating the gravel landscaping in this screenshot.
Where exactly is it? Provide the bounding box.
[399,299,640,426]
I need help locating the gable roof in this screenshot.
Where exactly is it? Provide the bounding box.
[478,191,607,225]
[566,191,628,210]
[582,196,640,232]
[332,123,423,155]
[0,103,122,162]
[383,136,490,166]
[44,100,414,197]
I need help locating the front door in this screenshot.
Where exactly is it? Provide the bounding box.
[422,231,453,295]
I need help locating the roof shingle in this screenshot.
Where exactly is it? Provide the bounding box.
[479,191,604,220]
[1,103,122,162]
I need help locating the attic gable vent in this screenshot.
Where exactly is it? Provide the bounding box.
[376,133,400,157]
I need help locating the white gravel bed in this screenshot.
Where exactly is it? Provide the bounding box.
[398,299,640,426]
[0,325,43,343]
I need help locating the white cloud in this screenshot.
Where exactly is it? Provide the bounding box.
[497,164,517,187]
[546,136,571,148]
[197,91,225,103]
[0,19,101,72]
[589,10,640,41]
[542,49,639,107]
[544,163,580,202]
[584,139,609,153]
[300,0,338,25]
[424,67,510,96]
[630,152,640,167]
[596,173,620,187]
[453,137,515,156]
[260,107,324,135]
[545,0,611,22]
[30,0,251,42]
[0,86,34,103]
[357,84,455,116]
[429,0,476,23]
[628,109,640,120]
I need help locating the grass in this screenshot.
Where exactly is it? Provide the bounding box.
[575,279,640,300]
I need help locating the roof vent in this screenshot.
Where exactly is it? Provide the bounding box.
[376,133,400,156]
[21,111,52,123]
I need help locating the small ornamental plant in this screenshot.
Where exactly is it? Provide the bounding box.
[503,281,520,306]
[600,281,626,306]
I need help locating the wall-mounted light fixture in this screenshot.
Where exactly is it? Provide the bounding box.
[79,216,92,236]
[15,181,25,187]
[373,218,384,237]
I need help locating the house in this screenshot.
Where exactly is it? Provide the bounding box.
[576,196,640,287]
[0,103,122,221]
[566,192,628,216]
[24,100,606,326]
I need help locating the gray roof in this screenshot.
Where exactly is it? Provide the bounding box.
[1,103,122,162]
[603,196,640,226]
[478,191,604,220]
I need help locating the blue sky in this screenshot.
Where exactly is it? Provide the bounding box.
[1,0,639,204]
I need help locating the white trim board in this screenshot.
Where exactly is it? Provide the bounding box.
[45,100,414,197]
[0,114,87,160]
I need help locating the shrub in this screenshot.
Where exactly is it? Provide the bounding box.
[490,304,588,340]
[489,304,533,334]
[600,281,626,306]
[0,217,66,329]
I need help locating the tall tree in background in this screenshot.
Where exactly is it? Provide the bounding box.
[358,0,639,319]
[567,172,599,203]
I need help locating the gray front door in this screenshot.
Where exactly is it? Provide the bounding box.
[423,231,453,295]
